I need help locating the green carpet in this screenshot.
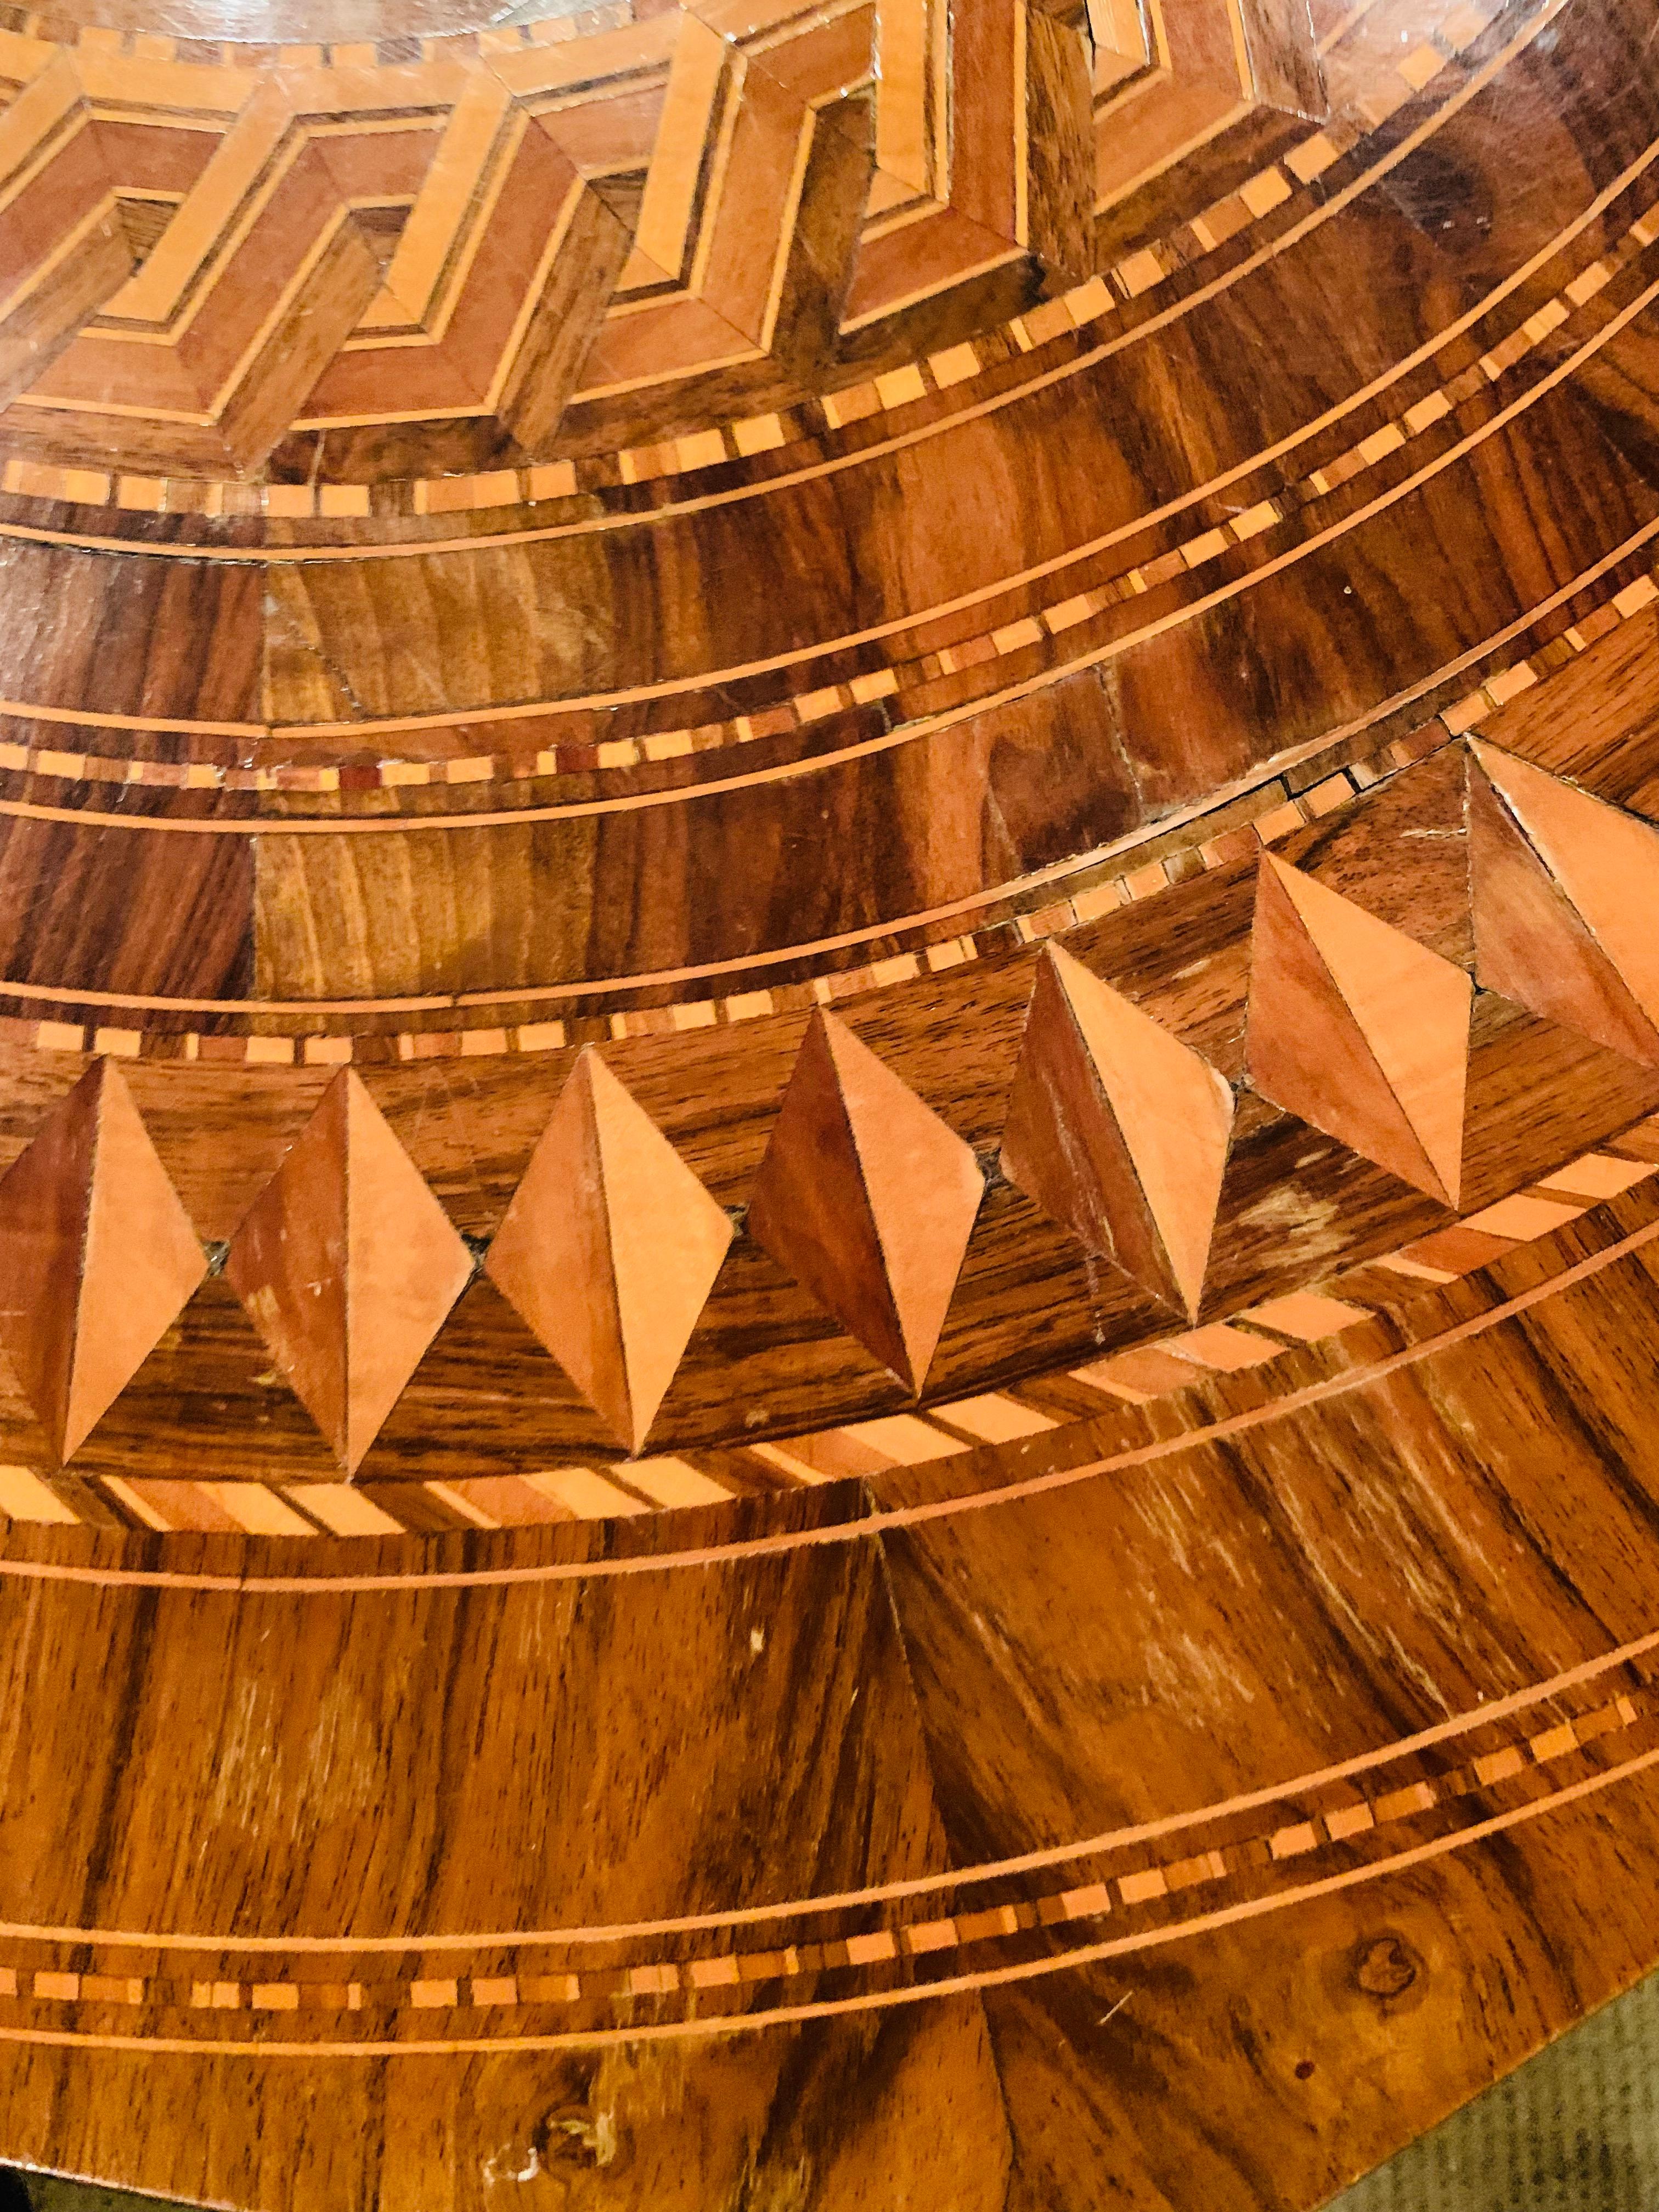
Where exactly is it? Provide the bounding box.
[1330,1968,1659,2212]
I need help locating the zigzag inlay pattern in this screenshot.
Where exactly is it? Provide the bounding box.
[0,741,1643,1475]
[0,0,1495,482]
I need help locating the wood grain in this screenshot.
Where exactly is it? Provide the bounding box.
[0,0,1657,2200]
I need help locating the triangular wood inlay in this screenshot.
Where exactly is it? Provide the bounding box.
[1470,740,1659,1066]
[1000,944,1233,1318]
[0,1060,206,1462]
[747,1011,983,1391]
[486,1050,733,1454]
[223,1070,473,1475]
[1247,855,1471,1206]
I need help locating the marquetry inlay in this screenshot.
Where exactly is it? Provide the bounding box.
[3,0,1659,2202]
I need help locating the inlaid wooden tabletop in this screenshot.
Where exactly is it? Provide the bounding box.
[1,0,1658,2201]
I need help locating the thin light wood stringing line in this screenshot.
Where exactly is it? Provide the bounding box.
[3,1689,1640,2006]
[5,145,1652,786]
[0,1743,1648,2051]
[0,281,1645,912]
[0,1618,1649,1956]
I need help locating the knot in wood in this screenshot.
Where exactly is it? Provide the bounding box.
[1354,1936,1419,2000]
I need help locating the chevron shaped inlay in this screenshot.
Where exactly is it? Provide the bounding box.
[0,0,1338,479]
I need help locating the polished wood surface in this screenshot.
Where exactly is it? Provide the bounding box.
[3,0,1659,2200]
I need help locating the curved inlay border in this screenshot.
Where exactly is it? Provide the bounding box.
[0,0,1522,498]
[0,1114,1641,1541]
[5,1609,1652,1952]
[0,0,1540,552]
[0,1681,1650,2051]
[1,139,1652,806]
[3,1131,1656,1575]
[0,520,1647,1054]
